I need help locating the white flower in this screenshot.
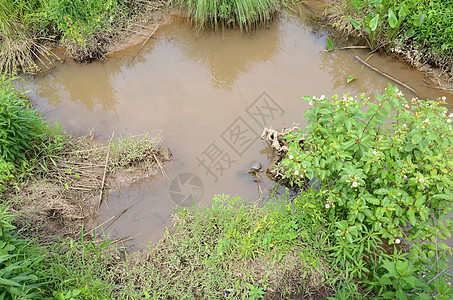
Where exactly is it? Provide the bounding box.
[397,91,403,97]
[395,88,400,93]
[294,170,299,176]
[372,150,378,155]
[448,119,451,124]
[424,118,429,123]
[442,96,446,101]
[352,181,358,188]
[289,155,293,159]
[402,123,407,127]
[325,203,330,209]
[449,113,453,118]
[395,238,401,244]
[313,96,317,100]
[419,178,425,184]
[320,95,325,100]
[309,101,313,106]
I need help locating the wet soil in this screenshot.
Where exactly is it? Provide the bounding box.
[16,1,453,250]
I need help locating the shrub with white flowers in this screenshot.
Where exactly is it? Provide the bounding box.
[280,85,453,298]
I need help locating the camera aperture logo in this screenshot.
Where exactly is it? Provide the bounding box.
[169,173,204,206]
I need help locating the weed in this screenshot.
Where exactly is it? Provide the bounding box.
[109,133,160,171]
[281,85,453,297]
[171,0,282,31]
[115,194,331,298]
[0,75,47,168]
[0,203,42,298]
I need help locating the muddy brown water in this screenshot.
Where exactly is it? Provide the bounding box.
[17,3,453,251]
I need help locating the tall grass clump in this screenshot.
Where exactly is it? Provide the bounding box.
[0,0,55,75]
[0,75,50,185]
[171,0,282,31]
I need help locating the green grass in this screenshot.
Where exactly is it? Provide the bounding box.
[0,0,157,74]
[114,194,330,299]
[13,193,330,299]
[406,0,453,56]
[0,75,48,171]
[171,0,282,31]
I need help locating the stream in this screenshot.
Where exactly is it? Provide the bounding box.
[17,1,452,250]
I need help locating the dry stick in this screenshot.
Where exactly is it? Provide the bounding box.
[355,55,418,96]
[152,152,169,181]
[423,85,453,93]
[103,201,142,232]
[111,233,143,245]
[61,146,109,155]
[98,132,114,211]
[85,215,116,237]
[128,25,160,65]
[324,45,369,52]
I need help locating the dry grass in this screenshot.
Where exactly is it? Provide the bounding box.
[8,133,164,242]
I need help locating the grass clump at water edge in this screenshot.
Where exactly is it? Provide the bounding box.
[171,0,283,31]
[113,194,332,299]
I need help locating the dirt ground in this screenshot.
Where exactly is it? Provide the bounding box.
[8,133,171,244]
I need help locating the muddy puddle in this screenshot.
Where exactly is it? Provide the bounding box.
[17,1,453,250]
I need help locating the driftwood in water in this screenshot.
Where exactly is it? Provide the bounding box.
[261,123,305,187]
[355,55,418,96]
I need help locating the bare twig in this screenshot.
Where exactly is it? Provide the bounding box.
[98,132,114,210]
[423,85,453,93]
[355,55,418,96]
[152,152,169,181]
[128,25,159,65]
[61,146,109,155]
[427,265,453,285]
[103,201,142,232]
[85,215,116,237]
[324,45,369,52]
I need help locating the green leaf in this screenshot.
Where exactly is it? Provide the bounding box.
[375,188,388,195]
[346,75,357,84]
[388,9,398,28]
[327,38,334,50]
[0,277,21,287]
[369,14,380,31]
[411,134,422,144]
[407,208,416,226]
[349,17,362,30]
[433,194,453,201]
[414,196,425,207]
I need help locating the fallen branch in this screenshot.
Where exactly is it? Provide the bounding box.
[128,25,159,65]
[423,85,453,93]
[355,55,418,96]
[324,45,369,52]
[98,132,114,211]
[103,201,141,232]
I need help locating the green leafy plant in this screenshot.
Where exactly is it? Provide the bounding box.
[280,85,453,297]
[345,0,422,51]
[0,75,48,167]
[0,204,42,298]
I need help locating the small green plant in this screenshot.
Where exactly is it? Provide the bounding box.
[0,159,14,193]
[280,85,453,297]
[348,0,421,51]
[0,75,48,167]
[0,204,42,298]
[109,133,160,171]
